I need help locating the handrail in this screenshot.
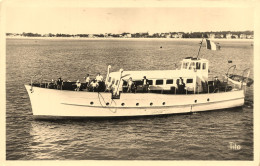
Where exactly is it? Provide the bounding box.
[226,65,236,77]
[241,68,250,92]
[226,65,236,89]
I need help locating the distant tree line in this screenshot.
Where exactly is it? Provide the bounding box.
[6,31,254,38]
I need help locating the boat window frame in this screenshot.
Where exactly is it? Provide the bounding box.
[166,79,174,84]
[183,62,189,69]
[156,79,164,85]
[186,79,193,83]
[202,63,207,70]
[196,62,201,70]
[148,80,153,85]
[189,62,195,70]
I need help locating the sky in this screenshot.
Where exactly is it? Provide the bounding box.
[4,2,254,34]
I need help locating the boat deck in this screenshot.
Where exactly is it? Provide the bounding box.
[29,80,234,95]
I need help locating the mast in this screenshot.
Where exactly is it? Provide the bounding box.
[196,37,204,59]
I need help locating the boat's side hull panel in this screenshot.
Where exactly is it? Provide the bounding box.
[25,85,244,119]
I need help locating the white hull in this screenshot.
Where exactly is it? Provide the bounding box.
[25,85,244,119]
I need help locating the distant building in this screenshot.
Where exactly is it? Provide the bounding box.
[215,34,224,38]
[165,33,171,38]
[247,35,254,39]
[160,33,165,38]
[240,34,247,39]
[207,33,215,39]
[232,35,239,39]
[171,33,183,38]
[122,33,132,38]
[88,34,94,38]
[226,33,232,39]
[177,33,183,38]
[172,33,178,38]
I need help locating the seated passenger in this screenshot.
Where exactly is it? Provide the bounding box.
[75,80,81,91]
[48,79,55,89]
[90,79,99,92]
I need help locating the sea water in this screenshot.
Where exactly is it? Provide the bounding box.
[6,38,254,160]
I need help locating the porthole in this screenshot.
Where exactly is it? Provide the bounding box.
[207,98,210,102]
[121,103,125,106]
[162,102,166,105]
[150,102,153,106]
[136,103,139,106]
[90,101,94,105]
[106,102,109,106]
[194,100,197,103]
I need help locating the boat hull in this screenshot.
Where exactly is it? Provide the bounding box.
[25,85,245,119]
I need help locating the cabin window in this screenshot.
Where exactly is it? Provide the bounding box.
[166,79,173,84]
[187,79,193,83]
[189,62,195,70]
[183,62,189,69]
[108,77,111,82]
[134,81,143,86]
[148,80,153,85]
[196,62,201,69]
[156,80,164,85]
[202,63,207,70]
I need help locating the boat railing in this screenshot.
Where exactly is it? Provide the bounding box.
[241,68,250,86]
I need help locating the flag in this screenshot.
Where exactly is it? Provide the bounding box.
[206,39,219,50]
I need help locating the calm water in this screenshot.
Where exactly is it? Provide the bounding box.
[6,38,254,160]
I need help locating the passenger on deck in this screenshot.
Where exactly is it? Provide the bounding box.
[90,79,99,92]
[85,74,90,87]
[75,80,81,91]
[96,73,103,83]
[48,79,55,89]
[105,81,113,92]
[142,76,149,93]
[57,77,63,90]
[127,77,133,92]
[213,76,221,92]
[177,77,185,94]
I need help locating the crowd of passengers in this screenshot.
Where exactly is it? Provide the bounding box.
[46,73,222,94]
[50,73,106,92]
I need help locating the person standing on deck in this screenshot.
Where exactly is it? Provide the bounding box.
[213,76,221,92]
[142,76,149,93]
[177,77,185,94]
[127,77,133,92]
[85,74,90,87]
[96,73,103,83]
[75,80,81,91]
[57,77,63,90]
[90,79,99,92]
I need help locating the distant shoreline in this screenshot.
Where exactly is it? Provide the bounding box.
[6,36,254,42]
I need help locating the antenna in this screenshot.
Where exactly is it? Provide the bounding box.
[196,37,204,59]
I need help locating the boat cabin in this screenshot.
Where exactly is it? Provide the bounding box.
[105,57,209,94]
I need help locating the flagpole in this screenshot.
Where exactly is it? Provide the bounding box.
[196,37,204,59]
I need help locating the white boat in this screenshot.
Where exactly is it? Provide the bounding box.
[25,40,252,119]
